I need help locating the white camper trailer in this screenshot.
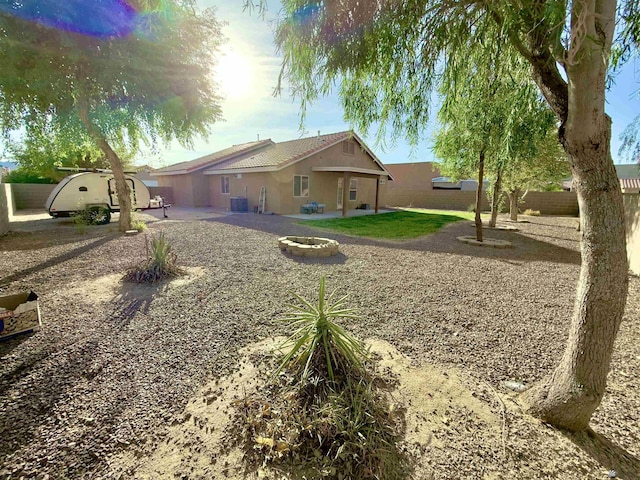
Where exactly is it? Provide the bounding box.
[45,172,151,224]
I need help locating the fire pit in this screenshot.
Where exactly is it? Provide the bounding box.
[278,236,340,257]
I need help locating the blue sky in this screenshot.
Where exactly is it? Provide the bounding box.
[2,1,637,168]
[144,1,640,168]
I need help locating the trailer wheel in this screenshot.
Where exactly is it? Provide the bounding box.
[88,206,111,225]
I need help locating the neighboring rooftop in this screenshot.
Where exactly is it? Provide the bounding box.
[615,164,640,179]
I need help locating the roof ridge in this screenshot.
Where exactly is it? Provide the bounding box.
[273,130,352,146]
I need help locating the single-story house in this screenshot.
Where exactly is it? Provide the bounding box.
[152,131,393,216]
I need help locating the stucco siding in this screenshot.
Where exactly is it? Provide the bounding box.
[274,145,387,214]
[208,172,281,212]
[624,194,640,275]
[191,173,211,207]
[158,175,194,206]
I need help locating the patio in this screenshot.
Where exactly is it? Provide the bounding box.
[285,208,395,220]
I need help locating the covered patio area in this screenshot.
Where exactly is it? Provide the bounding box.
[285,208,395,220]
[311,166,391,217]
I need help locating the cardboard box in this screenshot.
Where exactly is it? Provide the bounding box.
[0,291,41,341]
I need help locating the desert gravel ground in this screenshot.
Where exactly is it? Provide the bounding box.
[0,209,638,479]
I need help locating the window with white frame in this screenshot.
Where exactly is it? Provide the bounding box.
[349,178,357,201]
[342,140,355,155]
[221,175,230,194]
[293,175,309,197]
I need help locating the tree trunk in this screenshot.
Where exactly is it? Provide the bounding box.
[521,0,628,431]
[76,97,132,232]
[474,150,484,242]
[508,188,520,221]
[489,167,502,228]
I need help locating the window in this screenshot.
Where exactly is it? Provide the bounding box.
[220,175,230,194]
[294,175,309,197]
[342,140,355,155]
[349,178,357,201]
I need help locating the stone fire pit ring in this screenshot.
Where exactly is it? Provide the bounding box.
[278,236,340,257]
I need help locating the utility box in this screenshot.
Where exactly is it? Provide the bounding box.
[0,291,41,341]
[230,197,249,212]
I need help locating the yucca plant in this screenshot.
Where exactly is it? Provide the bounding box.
[276,276,367,383]
[124,231,184,283]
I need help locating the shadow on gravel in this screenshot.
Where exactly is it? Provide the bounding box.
[109,282,158,327]
[207,215,581,266]
[0,234,120,287]
[0,227,117,252]
[567,428,640,479]
[0,339,102,457]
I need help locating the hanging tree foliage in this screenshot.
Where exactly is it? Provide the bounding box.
[270,0,633,432]
[0,0,223,231]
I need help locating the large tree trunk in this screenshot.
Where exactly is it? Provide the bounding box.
[474,150,484,242]
[507,189,519,221]
[76,97,132,232]
[489,167,502,228]
[521,0,628,431]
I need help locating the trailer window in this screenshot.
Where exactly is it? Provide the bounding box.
[79,186,88,192]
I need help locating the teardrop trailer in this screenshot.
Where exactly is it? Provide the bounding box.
[45,171,152,225]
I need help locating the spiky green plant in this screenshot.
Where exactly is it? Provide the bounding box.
[124,231,184,283]
[276,276,367,383]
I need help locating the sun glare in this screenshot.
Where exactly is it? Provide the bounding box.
[216,51,253,101]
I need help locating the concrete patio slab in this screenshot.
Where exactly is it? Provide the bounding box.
[285,209,395,220]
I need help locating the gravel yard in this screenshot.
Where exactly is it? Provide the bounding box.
[0,210,638,479]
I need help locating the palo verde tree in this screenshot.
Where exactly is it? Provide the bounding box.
[0,0,222,231]
[273,0,632,431]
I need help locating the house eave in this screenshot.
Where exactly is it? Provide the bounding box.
[150,170,189,176]
[311,166,391,177]
[203,166,279,175]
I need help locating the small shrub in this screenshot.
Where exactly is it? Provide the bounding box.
[524,209,541,216]
[124,232,184,283]
[131,214,147,232]
[467,203,476,213]
[72,206,111,226]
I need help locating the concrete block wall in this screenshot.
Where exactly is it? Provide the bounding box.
[384,189,578,216]
[624,194,640,275]
[11,184,55,210]
[0,184,10,235]
[520,192,579,216]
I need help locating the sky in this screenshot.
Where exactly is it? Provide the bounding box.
[139,1,640,169]
[2,1,638,168]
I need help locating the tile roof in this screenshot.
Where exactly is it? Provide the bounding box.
[153,140,272,173]
[620,178,640,190]
[206,131,353,171]
[153,131,390,176]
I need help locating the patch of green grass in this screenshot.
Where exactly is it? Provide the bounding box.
[299,210,470,239]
